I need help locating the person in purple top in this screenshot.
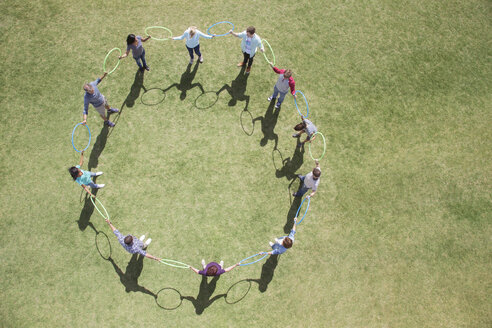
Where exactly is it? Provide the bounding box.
[119,34,151,71]
[189,259,239,276]
[82,72,119,127]
[104,217,161,262]
[265,217,298,255]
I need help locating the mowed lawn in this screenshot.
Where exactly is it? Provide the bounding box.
[0,0,490,327]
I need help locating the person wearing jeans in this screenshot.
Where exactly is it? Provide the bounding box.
[120,34,151,71]
[293,160,321,198]
[268,63,296,109]
[68,151,105,197]
[173,26,215,64]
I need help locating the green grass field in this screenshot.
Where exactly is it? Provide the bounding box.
[0,0,490,327]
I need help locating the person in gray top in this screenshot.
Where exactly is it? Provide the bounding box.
[119,34,151,71]
[82,72,119,127]
[292,115,317,147]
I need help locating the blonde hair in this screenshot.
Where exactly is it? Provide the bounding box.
[189,26,197,37]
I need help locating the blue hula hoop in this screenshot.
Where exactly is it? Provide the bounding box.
[295,197,311,224]
[71,122,91,152]
[207,21,234,37]
[239,252,268,266]
[294,90,309,118]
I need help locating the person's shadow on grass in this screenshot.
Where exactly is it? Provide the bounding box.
[87,125,109,172]
[181,276,226,315]
[216,66,250,111]
[284,194,302,233]
[248,255,280,292]
[108,255,156,298]
[163,63,204,100]
[253,100,280,148]
[275,142,305,181]
[77,188,99,232]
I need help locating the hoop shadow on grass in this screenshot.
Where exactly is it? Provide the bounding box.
[240,109,254,136]
[95,230,112,260]
[108,255,156,298]
[141,88,166,106]
[163,63,204,101]
[155,287,183,310]
[77,190,99,232]
[194,91,219,110]
[247,254,280,293]
[253,101,280,148]
[181,276,226,315]
[224,279,252,304]
[216,66,250,111]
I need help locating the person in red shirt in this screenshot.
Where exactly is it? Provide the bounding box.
[267,63,297,109]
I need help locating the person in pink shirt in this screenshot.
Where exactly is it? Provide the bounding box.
[267,63,297,109]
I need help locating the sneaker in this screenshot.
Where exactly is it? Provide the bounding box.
[269,241,274,247]
[275,103,281,109]
[267,96,273,102]
[144,65,150,71]
[144,238,152,246]
[237,62,244,67]
[199,56,203,63]
[139,235,146,241]
[246,67,251,74]
[108,107,119,114]
[292,192,298,197]
[219,260,224,267]
[104,120,115,127]
[97,184,105,189]
[292,133,299,138]
[201,259,206,267]
[95,172,103,177]
[189,58,194,64]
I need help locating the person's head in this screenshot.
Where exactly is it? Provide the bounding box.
[83,83,94,94]
[124,235,133,245]
[246,26,256,37]
[313,168,321,180]
[126,34,136,45]
[294,122,306,131]
[283,69,292,79]
[282,237,293,249]
[189,26,197,38]
[68,166,81,180]
[206,265,218,276]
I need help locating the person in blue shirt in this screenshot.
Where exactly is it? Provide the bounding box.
[265,217,298,255]
[82,72,119,127]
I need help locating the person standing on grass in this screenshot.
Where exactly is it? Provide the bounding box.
[172,26,216,64]
[68,150,104,197]
[189,260,239,276]
[119,34,151,71]
[293,115,317,146]
[229,26,264,74]
[104,217,161,262]
[293,160,321,198]
[265,218,298,255]
[82,72,119,127]
[268,63,297,109]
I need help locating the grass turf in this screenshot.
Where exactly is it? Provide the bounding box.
[0,0,490,327]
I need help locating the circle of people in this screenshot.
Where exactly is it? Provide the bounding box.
[69,24,322,277]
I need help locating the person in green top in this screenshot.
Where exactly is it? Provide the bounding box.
[68,151,105,196]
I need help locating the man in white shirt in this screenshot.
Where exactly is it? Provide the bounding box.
[293,160,321,198]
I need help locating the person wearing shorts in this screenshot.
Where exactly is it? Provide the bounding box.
[189,260,239,276]
[82,72,118,127]
[229,26,264,74]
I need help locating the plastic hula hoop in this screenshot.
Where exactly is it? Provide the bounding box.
[90,196,110,220]
[145,26,173,41]
[207,21,234,37]
[294,90,309,117]
[239,252,269,266]
[295,197,311,225]
[261,39,275,66]
[102,48,122,75]
[71,122,91,152]
[159,258,189,269]
[309,132,326,161]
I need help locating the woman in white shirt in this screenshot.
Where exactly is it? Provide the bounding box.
[173,26,215,64]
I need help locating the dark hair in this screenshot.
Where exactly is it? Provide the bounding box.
[126,34,136,45]
[283,237,293,249]
[206,265,218,276]
[69,166,79,180]
[294,122,306,131]
[124,235,133,245]
[313,168,321,178]
[246,26,256,35]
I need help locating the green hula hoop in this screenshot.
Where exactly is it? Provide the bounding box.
[159,258,189,269]
[261,39,275,66]
[145,26,172,41]
[90,196,110,220]
[308,132,326,161]
[103,48,122,75]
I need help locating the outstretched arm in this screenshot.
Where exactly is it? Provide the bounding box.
[105,217,116,231]
[189,266,200,274]
[142,36,151,42]
[81,184,94,198]
[78,150,84,166]
[224,263,239,272]
[99,72,108,81]
[229,30,240,37]
[119,49,130,59]
[144,253,161,262]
